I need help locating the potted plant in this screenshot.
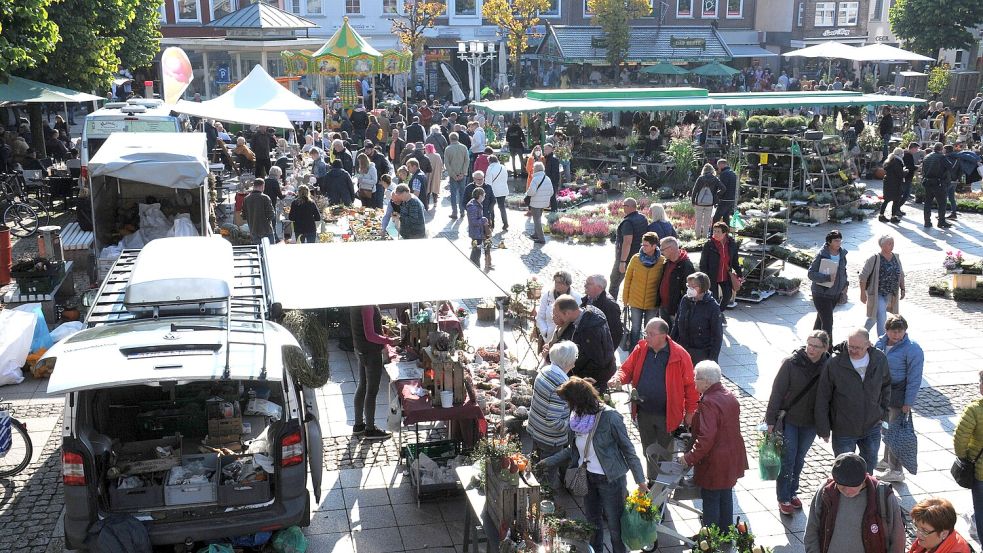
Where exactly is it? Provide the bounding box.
[526,277,543,299]
[746,115,765,132]
[581,112,602,137]
[763,116,783,133]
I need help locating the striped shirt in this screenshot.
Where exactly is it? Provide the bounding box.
[528,364,571,448]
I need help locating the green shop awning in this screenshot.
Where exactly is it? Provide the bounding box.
[473,89,925,114]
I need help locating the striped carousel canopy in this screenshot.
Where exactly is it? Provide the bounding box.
[312,17,382,60]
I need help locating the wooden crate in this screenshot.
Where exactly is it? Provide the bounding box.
[808,206,830,224]
[423,348,466,407]
[952,273,978,290]
[476,305,497,322]
[406,322,438,351]
[485,462,540,539]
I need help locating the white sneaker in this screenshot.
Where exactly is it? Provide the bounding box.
[875,460,889,472]
[879,470,905,483]
[727,301,738,308]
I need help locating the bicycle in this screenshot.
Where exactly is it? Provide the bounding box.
[0,171,50,237]
[0,399,32,478]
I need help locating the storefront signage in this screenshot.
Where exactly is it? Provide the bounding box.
[822,28,852,37]
[670,37,706,49]
[874,35,891,42]
[215,64,230,85]
[425,49,450,62]
[591,36,608,49]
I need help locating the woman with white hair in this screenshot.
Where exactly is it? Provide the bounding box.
[859,235,905,336]
[525,160,553,244]
[646,204,678,240]
[528,340,578,488]
[682,360,748,534]
[879,147,906,223]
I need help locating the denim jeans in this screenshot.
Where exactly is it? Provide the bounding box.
[448,177,466,216]
[701,487,735,533]
[923,184,947,224]
[585,472,629,553]
[868,294,890,337]
[947,182,958,214]
[832,423,881,474]
[899,180,912,211]
[533,440,565,491]
[531,207,545,241]
[972,479,983,543]
[494,196,508,229]
[560,159,571,185]
[777,423,817,502]
[353,350,384,428]
[628,307,658,344]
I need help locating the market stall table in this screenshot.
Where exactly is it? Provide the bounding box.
[455,464,496,553]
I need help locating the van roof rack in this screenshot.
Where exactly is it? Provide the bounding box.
[87,244,270,380]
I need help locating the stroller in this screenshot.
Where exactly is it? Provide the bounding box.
[643,432,704,548]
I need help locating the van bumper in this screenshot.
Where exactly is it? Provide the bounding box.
[64,492,309,550]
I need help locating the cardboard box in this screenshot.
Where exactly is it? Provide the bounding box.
[207,416,243,437]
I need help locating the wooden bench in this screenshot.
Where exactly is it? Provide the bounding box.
[61,222,94,275]
[2,261,75,322]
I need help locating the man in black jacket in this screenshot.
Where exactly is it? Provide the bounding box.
[250,127,275,178]
[814,328,890,474]
[899,142,919,217]
[405,116,427,144]
[582,275,623,349]
[919,142,952,229]
[712,159,737,231]
[320,159,355,206]
[505,121,526,176]
[350,106,369,143]
[552,295,616,393]
[542,143,562,211]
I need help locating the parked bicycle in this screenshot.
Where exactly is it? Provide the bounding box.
[0,171,50,237]
[0,399,32,478]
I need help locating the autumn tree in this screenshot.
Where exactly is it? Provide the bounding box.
[586,0,650,74]
[391,0,445,88]
[482,0,550,92]
[889,0,983,58]
[0,0,60,81]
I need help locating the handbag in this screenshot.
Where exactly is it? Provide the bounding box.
[883,412,918,474]
[952,444,983,488]
[618,306,632,351]
[729,271,742,300]
[564,415,600,496]
[774,373,821,434]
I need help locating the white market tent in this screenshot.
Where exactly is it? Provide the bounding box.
[265,239,507,310]
[88,132,209,189]
[852,43,935,63]
[782,42,862,60]
[195,65,323,122]
[171,99,294,129]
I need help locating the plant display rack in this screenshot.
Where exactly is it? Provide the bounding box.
[702,110,728,162]
[796,135,856,206]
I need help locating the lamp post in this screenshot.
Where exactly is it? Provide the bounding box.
[457,41,497,102]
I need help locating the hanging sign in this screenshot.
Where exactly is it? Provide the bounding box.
[670,37,707,49]
[760,153,769,164]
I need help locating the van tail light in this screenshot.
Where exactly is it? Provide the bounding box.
[63,451,86,486]
[280,431,303,467]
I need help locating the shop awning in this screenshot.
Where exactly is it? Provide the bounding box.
[0,75,105,104]
[538,24,732,65]
[728,45,777,58]
[171,99,294,129]
[88,132,209,189]
[265,239,508,310]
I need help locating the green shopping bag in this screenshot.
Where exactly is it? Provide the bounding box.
[729,211,746,231]
[621,504,660,550]
[758,432,782,481]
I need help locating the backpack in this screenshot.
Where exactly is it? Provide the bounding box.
[875,481,901,537]
[695,180,715,206]
[91,514,152,553]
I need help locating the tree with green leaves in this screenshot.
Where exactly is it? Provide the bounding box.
[586,0,650,74]
[391,0,445,90]
[120,0,164,71]
[927,64,951,96]
[889,0,983,58]
[28,0,161,93]
[482,0,550,91]
[0,0,60,81]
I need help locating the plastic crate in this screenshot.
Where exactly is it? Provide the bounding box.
[13,262,64,295]
[401,439,464,498]
[217,456,272,507]
[164,454,218,506]
[109,474,164,511]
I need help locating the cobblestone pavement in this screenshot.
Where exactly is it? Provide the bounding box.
[3,175,983,551]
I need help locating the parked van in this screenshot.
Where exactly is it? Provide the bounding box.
[41,236,323,550]
[80,98,182,182]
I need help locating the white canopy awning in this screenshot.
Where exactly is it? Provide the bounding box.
[172,99,294,129]
[729,45,778,58]
[88,132,209,189]
[265,239,508,310]
[851,43,935,63]
[196,64,323,122]
[783,42,862,60]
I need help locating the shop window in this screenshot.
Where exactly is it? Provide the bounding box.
[455,0,476,15]
[870,0,882,21]
[701,0,717,17]
[677,0,692,17]
[212,0,234,19]
[346,0,360,14]
[726,0,741,18]
[540,0,559,17]
[837,2,858,25]
[307,0,322,14]
[796,2,803,26]
[814,1,835,26]
[175,0,199,21]
[383,0,399,13]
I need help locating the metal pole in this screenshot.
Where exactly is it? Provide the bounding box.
[497,298,506,437]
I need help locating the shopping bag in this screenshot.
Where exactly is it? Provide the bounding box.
[621,505,660,551]
[729,211,746,231]
[272,527,308,553]
[197,545,234,553]
[883,413,918,474]
[758,433,782,481]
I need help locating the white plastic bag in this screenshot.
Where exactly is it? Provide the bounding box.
[167,214,197,238]
[50,321,85,343]
[245,399,282,421]
[0,310,33,386]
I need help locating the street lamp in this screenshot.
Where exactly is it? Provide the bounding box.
[457,40,497,102]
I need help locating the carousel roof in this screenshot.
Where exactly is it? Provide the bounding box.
[312,17,382,59]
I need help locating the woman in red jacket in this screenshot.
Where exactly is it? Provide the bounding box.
[683,360,748,534]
